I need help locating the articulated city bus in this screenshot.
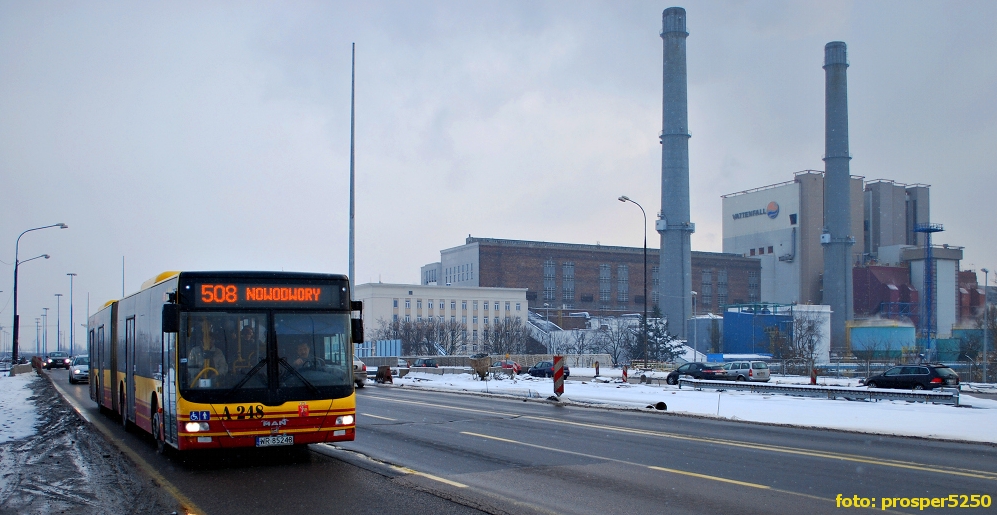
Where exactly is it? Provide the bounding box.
[88,271,362,452]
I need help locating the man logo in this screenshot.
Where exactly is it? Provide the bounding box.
[766,201,780,219]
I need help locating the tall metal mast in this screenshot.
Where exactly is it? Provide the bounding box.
[349,42,356,294]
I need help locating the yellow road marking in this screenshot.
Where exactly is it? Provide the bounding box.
[394,466,467,488]
[461,430,913,512]
[368,393,997,481]
[362,413,396,421]
[50,376,206,515]
[462,431,769,489]
[646,466,769,489]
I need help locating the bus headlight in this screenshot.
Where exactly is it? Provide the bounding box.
[335,415,354,425]
[184,422,210,432]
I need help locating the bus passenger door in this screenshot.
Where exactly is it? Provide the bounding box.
[162,331,177,445]
[125,317,136,424]
[89,329,97,403]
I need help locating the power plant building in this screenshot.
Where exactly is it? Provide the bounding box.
[421,237,760,328]
[722,173,931,311]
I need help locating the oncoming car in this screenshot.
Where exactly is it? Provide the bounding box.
[69,355,90,384]
[353,359,366,388]
[45,351,71,370]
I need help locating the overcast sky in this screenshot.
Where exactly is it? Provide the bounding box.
[2,1,995,351]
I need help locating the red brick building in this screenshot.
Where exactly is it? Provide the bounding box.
[421,237,760,317]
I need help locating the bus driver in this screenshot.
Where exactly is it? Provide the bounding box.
[188,320,229,377]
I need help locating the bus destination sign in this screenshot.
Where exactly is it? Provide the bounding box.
[190,283,342,309]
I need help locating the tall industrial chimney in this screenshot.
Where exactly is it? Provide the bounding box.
[822,41,854,352]
[657,7,693,339]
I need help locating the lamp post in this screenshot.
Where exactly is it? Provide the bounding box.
[983,268,989,383]
[692,291,698,361]
[42,308,49,356]
[67,273,77,356]
[543,302,552,354]
[619,195,648,366]
[55,293,63,352]
[11,223,68,367]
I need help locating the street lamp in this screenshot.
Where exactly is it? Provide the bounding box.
[42,308,49,356]
[619,195,648,367]
[691,291,698,361]
[67,273,77,355]
[55,293,63,352]
[983,268,989,383]
[543,302,552,354]
[11,223,68,367]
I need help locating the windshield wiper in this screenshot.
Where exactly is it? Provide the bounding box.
[222,358,268,399]
[277,357,320,394]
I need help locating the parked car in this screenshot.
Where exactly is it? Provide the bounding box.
[69,355,90,384]
[412,358,439,368]
[527,361,570,378]
[353,359,366,388]
[864,364,959,390]
[492,360,522,374]
[723,360,770,382]
[666,362,727,385]
[45,351,71,370]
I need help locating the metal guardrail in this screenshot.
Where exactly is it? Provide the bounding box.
[678,378,961,406]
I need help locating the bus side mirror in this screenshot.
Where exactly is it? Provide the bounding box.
[162,304,180,333]
[351,318,364,343]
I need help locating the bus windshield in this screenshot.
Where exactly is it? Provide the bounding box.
[178,311,352,404]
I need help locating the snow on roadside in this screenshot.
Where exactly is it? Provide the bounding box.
[0,373,41,444]
[390,370,997,444]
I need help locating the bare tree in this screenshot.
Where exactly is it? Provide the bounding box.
[435,318,465,356]
[486,317,531,355]
[790,309,824,379]
[853,335,890,378]
[596,320,634,366]
[563,329,591,366]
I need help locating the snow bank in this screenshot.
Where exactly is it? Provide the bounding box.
[392,371,997,443]
[0,373,41,443]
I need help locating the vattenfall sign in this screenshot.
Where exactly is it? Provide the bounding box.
[732,201,780,220]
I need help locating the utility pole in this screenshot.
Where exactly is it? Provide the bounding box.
[55,293,63,352]
[68,273,77,355]
[42,308,49,355]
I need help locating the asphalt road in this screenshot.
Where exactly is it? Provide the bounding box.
[51,370,997,515]
[50,370,488,515]
[338,385,997,515]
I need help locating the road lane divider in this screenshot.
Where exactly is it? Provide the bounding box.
[393,466,468,488]
[361,413,397,421]
[367,393,997,482]
[462,431,769,490]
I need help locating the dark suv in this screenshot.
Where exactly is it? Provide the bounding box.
[412,358,438,368]
[666,362,727,385]
[864,364,960,390]
[45,351,72,370]
[527,361,570,378]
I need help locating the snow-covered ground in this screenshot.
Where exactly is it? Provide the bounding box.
[389,368,997,444]
[0,373,41,444]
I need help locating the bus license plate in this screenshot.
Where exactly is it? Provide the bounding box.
[256,435,293,447]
